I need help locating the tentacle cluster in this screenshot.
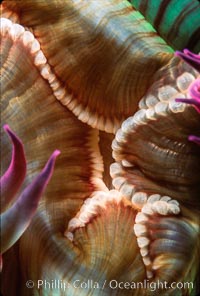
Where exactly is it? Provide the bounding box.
[0,125,59,270]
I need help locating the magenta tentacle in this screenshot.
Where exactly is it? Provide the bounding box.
[1,149,60,255]
[176,78,200,113]
[175,49,200,72]
[188,135,200,146]
[188,78,200,103]
[175,52,200,146]
[175,79,200,113]
[16,149,60,214]
[0,125,26,212]
[175,98,200,113]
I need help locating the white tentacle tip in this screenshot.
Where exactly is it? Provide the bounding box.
[133,224,147,237]
[142,204,154,215]
[1,18,12,35]
[137,237,150,248]
[64,231,74,242]
[10,24,25,40]
[151,201,169,215]
[34,50,47,66]
[135,212,148,224]
[132,192,148,209]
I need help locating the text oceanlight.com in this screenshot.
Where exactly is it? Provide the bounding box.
[26,279,194,292]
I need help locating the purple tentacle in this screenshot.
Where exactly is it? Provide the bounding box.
[188,78,200,106]
[175,98,200,113]
[0,150,60,255]
[0,125,26,212]
[175,49,200,72]
[175,52,200,146]
[175,78,200,113]
[188,135,200,146]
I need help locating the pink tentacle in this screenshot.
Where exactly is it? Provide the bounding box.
[1,150,60,255]
[0,125,26,212]
[188,135,200,146]
[175,49,200,72]
[175,51,200,146]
